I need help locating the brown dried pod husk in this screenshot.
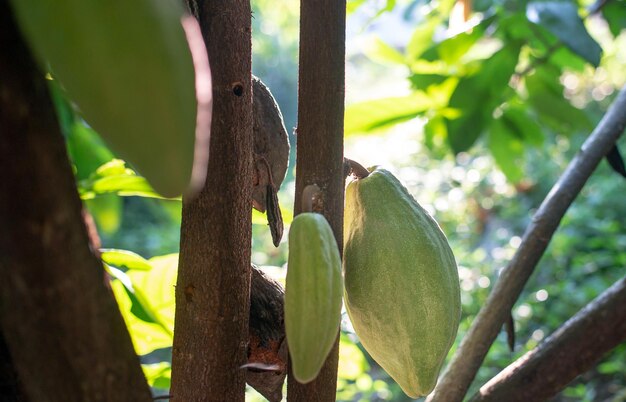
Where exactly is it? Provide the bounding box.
[252,77,290,213]
[246,265,287,402]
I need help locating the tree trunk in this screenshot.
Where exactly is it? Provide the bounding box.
[170,0,253,400]
[0,3,152,401]
[286,0,346,399]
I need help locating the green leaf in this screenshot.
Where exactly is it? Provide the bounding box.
[111,280,173,355]
[525,66,592,133]
[47,78,75,138]
[500,106,544,147]
[446,44,521,153]
[95,159,132,177]
[101,249,153,271]
[67,122,115,180]
[437,26,484,65]
[548,46,587,73]
[500,12,536,41]
[426,77,459,108]
[410,59,451,75]
[602,1,626,38]
[108,266,163,325]
[347,0,394,17]
[499,12,587,73]
[91,175,159,197]
[406,17,441,61]
[424,116,448,155]
[346,0,367,14]
[85,195,122,235]
[128,254,179,331]
[109,254,178,355]
[488,118,525,183]
[597,360,624,375]
[409,73,448,90]
[344,92,431,136]
[79,160,175,200]
[142,362,172,390]
[10,0,208,197]
[365,38,406,66]
[526,1,602,67]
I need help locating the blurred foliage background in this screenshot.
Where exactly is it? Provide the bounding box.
[55,0,625,400]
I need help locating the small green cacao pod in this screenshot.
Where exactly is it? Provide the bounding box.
[285,212,342,383]
[343,167,461,398]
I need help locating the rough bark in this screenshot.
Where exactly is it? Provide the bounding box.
[170,0,253,400]
[471,276,626,402]
[428,87,626,402]
[0,3,152,401]
[286,0,346,399]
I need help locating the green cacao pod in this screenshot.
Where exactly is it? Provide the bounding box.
[285,212,342,383]
[343,167,461,398]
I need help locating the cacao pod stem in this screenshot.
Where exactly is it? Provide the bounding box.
[344,157,370,179]
[258,156,283,247]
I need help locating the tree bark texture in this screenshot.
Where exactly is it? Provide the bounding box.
[170,0,253,400]
[428,86,626,402]
[286,0,346,400]
[0,3,152,402]
[471,276,626,402]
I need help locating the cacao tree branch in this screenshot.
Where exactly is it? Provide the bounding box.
[428,86,626,402]
[286,0,346,398]
[470,276,626,402]
[170,0,253,400]
[0,3,152,401]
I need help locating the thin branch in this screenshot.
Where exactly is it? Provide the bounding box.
[170,0,253,399]
[286,0,346,397]
[470,276,626,402]
[427,86,626,402]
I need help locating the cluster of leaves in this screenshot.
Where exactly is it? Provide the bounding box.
[346,0,625,182]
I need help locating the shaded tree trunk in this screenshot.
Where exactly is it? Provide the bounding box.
[0,3,152,401]
[286,0,346,399]
[170,0,253,400]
